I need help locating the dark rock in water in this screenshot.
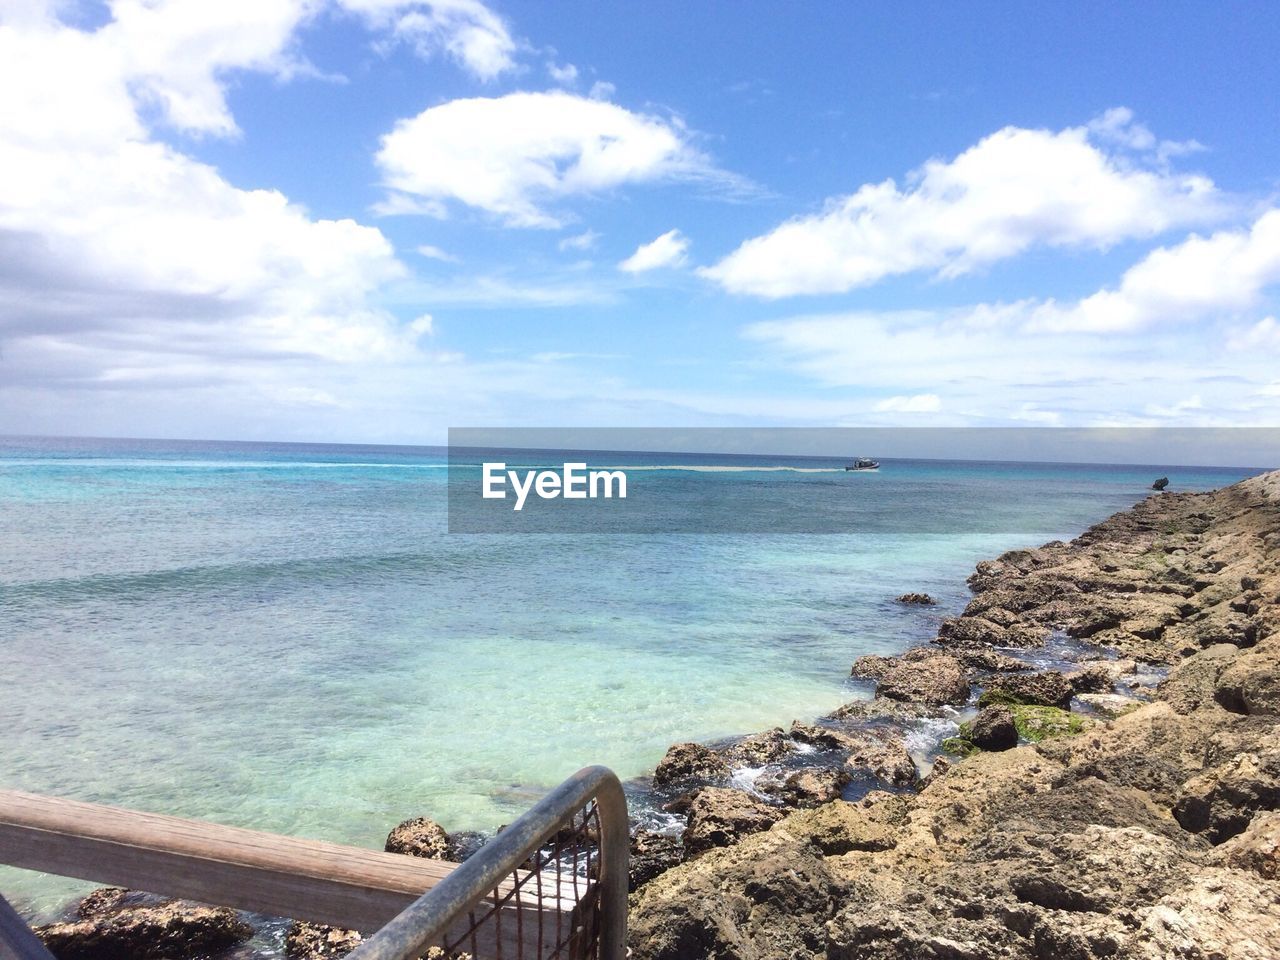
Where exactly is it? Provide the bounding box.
[789,722,918,786]
[630,829,684,890]
[966,705,1018,751]
[979,670,1074,709]
[76,887,132,920]
[385,816,451,860]
[718,727,795,766]
[286,922,363,960]
[895,592,937,605]
[1065,663,1116,694]
[759,767,851,809]
[1153,476,1170,491]
[37,895,253,960]
[875,654,970,705]
[682,787,783,856]
[652,742,729,788]
[443,830,489,862]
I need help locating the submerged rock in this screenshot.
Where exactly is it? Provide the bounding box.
[652,742,729,789]
[895,592,937,605]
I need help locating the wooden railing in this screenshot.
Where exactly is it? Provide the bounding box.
[0,766,628,960]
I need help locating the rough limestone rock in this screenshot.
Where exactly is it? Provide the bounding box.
[1131,869,1280,960]
[628,829,840,960]
[980,669,1074,708]
[895,592,936,605]
[874,654,970,705]
[1174,748,1280,843]
[630,471,1280,960]
[681,787,784,857]
[285,922,363,960]
[1160,643,1243,714]
[1076,692,1141,717]
[1216,638,1280,716]
[384,816,451,860]
[966,705,1017,751]
[629,829,684,890]
[37,896,253,960]
[1216,811,1280,879]
[652,742,729,788]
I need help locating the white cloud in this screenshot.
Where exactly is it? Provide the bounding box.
[702,111,1226,298]
[416,243,460,262]
[0,0,473,426]
[547,60,578,85]
[376,91,737,227]
[344,0,518,80]
[558,229,599,252]
[1228,316,1280,352]
[409,314,435,336]
[872,393,941,413]
[741,303,1280,426]
[619,229,689,272]
[1028,210,1280,332]
[588,80,616,101]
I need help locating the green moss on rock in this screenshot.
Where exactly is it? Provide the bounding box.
[976,688,1026,708]
[1010,705,1089,742]
[940,736,980,758]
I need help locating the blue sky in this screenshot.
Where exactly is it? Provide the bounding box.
[2,0,1280,441]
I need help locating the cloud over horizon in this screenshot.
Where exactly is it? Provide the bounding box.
[701,111,1226,298]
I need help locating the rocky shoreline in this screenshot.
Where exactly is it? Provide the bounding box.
[32,472,1280,959]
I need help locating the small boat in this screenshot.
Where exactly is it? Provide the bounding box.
[845,457,880,471]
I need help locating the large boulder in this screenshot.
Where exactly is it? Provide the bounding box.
[966,705,1017,751]
[874,654,970,706]
[681,787,784,857]
[37,894,253,960]
[652,742,729,788]
[384,816,451,860]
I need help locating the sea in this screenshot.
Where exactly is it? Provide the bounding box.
[0,435,1266,918]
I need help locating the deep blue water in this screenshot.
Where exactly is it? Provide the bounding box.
[0,435,1264,916]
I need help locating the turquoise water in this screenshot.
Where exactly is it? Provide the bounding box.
[0,436,1263,916]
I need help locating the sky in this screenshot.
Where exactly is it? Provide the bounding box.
[2,0,1280,443]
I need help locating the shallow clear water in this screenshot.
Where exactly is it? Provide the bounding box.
[0,436,1262,917]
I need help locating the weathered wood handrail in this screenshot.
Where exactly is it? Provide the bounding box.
[0,768,629,960]
[0,789,571,946]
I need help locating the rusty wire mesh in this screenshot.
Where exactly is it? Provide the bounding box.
[433,799,604,960]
